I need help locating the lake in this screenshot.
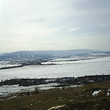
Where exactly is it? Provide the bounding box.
[0,57,110,81]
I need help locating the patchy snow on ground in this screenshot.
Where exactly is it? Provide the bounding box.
[0,83,60,96]
[0,83,81,96]
[106,92,110,96]
[106,89,110,96]
[47,105,65,110]
[92,90,101,96]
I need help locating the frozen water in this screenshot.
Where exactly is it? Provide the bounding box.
[0,57,110,81]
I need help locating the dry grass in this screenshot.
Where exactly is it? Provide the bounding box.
[0,80,110,110]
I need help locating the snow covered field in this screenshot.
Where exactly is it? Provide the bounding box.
[0,61,20,68]
[0,57,110,81]
[0,83,59,96]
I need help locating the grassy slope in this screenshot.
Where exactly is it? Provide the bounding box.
[0,80,110,110]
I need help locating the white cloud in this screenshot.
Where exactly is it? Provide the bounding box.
[69,27,81,32]
[18,25,57,37]
[0,0,110,52]
[97,24,110,28]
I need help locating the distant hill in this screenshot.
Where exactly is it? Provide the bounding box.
[0,49,110,61]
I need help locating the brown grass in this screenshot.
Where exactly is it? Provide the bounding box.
[0,80,110,110]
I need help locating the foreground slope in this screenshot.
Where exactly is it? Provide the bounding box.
[0,80,110,110]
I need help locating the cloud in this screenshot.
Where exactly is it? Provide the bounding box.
[97,24,110,28]
[68,27,81,32]
[18,25,57,37]
[0,0,110,52]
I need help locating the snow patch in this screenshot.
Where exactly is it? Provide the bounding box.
[106,89,110,96]
[92,90,101,96]
[47,105,65,110]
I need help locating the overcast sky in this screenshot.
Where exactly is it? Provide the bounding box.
[0,0,110,53]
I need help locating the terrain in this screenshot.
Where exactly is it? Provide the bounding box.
[0,80,110,110]
[0,49,110,110]
[0,49,110,70]
[0,49,110,62]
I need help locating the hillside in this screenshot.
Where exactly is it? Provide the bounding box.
[0,80,110,110]
[0,49,109,61]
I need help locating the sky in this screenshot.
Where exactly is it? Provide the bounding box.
[0,0,110,53]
